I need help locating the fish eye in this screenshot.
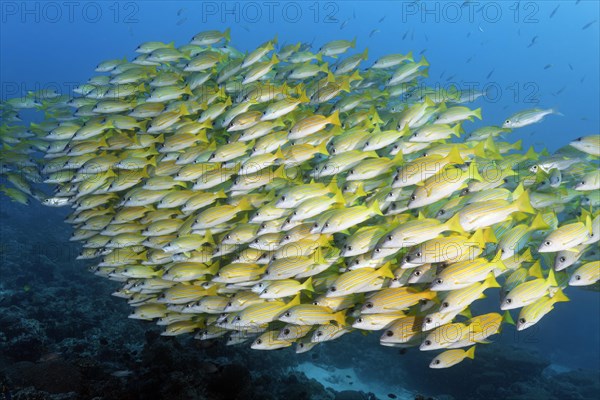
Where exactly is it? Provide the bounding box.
[234,316,241,321]
[281,195,286,201]
[425,317,432,324]
[441,301,449,308]
[365,302,373,309]
[316,331,323,337]
[347,246,353,251]
[313,223,319,228]
[416,252,422,257]
[349,169,354,175]
[365,141,369,146]
[260,223,266,229]
[414,271,422,276]
[330,286,337,292]
[357,318,363,323]
[387,235,393,241]
[283,328,290,335]
[284,235,290,240]
[324,223,329,228]
[354,260,360,265]
[505,120,510,124]
[544,241,552,246]
[375,248,381,253]
[519,318,526,324]
[505,298,512,304]
[312,301,319,305]
[424,340,432,346]
[575,275,581,280]
[385,330,394,337]
[434,360,441,365]
[410,195,417,201]
[256,339,262,345]
[438,209,445,216]
[559,256,566,263]
[225,235,231,240]
[284,311,291,317]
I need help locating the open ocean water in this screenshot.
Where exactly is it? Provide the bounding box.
[0,1,599,400]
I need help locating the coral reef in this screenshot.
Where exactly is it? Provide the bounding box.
[1,199,598,400]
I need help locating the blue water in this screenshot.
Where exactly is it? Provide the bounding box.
[1,1,599,398]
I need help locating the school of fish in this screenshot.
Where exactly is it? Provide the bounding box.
[1,29,599,369]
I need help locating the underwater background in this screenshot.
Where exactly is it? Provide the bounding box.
[1,1,599,399]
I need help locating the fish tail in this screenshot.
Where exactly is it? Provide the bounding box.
[465,346,476,359]
[208,261,220,276]
[529,212,550,231]
[547,267,558,287]
[528,261,543,279]
[302,277,314,292]
[444,213,465,234]
[328,110,341,127]
[483,272,500,289]
[502,310,515,325]
[377,262,395,279]
[333,310,347,326]
[552,288,569,302]
[514,190,535,214]
[368,200,383,216]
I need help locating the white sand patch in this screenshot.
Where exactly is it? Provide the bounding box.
[294,362,414,400]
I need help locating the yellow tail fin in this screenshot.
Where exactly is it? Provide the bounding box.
[303,277,314,292]
[514,191,535,214]
[465,346,476,360]
[333,310,347,326]
[444,214,465,234]
[528,261,543,279]
[552,287,569,303]
[328,110,341,127]
[484,273,501,288]
[377,262,395,279]
[547,267,558,287]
